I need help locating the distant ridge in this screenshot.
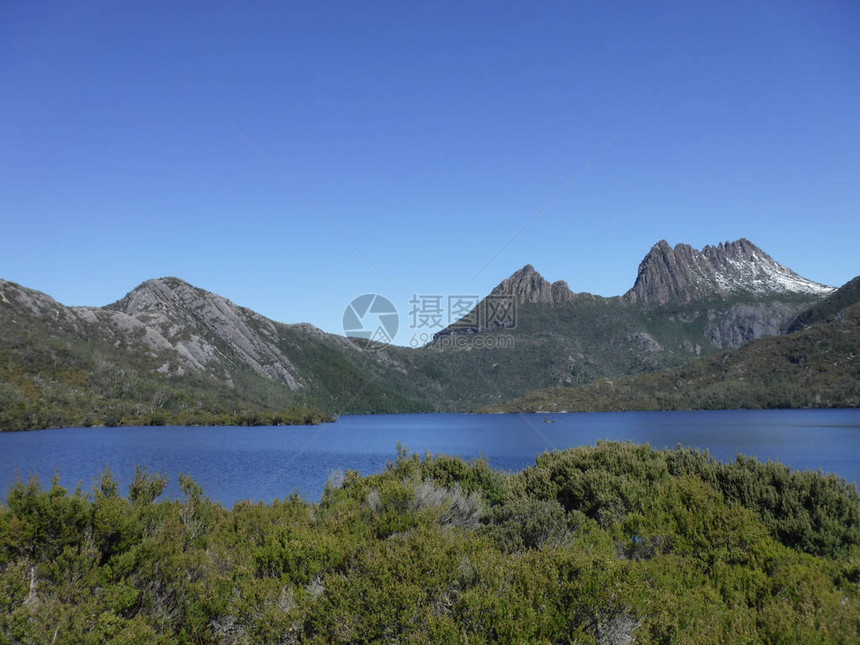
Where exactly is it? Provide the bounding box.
[624,239,834,304]
[485,238,832,307]
[0,237,848,431]
[484,286,860,414]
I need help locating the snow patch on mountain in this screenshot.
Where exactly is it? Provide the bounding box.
[624,239,834,304]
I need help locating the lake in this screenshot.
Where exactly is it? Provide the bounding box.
[1,409,859,507]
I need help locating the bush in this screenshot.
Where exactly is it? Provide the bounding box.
[1,443,859,643]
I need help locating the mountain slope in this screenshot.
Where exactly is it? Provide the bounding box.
[786,275,860,333]
[0,238,845,430]
[484,295,860,413]
[440,239,831,351]
[428,239,832,403]
[0,277,429,430]
[104,277,308,390]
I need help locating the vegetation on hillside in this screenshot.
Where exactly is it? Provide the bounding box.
[0,307,340,432]
[484,302,860,413]
[0,336,334,432]
[1,442,859,643]
[787,275,860,333]
[1,270,855,430]
[0,278,429,432]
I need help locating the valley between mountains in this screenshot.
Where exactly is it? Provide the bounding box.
[1,239,857,431]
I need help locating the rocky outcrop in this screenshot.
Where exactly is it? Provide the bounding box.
[106,277,305,390]
[703,301,811,349]
[551,280,575,303]
[0,278,74,320]
[624,239,834,305]
[489,265,574,304]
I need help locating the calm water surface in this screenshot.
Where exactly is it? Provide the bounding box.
[1,410,858,507]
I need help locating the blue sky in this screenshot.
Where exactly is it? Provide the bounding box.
[2,1,858,346]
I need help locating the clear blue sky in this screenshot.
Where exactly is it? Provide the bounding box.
[2,1,858,346]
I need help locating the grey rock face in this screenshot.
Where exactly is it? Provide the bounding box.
[490,265,575,304]
[629,331,662,352]
[0,278,68,319]
[624,239,833,304]
[551,280,575,303]
[703,301,810,349]
[107,277,304,390]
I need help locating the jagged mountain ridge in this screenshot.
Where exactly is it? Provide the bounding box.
[442,238,831,350]
[624,238,833,304]
[488,265,575,304]
[463,238,832,316]
[484,284,860,413]
[425,238,839,409]
[0,238,846,429]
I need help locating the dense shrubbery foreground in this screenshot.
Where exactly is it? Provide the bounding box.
[2,442,860,643]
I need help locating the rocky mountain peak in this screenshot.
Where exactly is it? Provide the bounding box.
[624,239,834,304]
[107,277,208,316]
[490,265,574,304]
[104,276,304,390]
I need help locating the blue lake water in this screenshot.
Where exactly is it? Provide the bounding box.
[1,409,859,507]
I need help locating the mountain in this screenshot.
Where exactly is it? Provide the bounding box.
[428,239,841,407]
[483,276,860,413]
[487,264,574,304]
[786,275,860,333]
[103,277,307,390]
[438,239,832,355]
[0,277,433,431]
[0,238,847,430]
[624,239,833,304]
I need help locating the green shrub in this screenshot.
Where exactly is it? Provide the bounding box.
[1,443,859,643]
